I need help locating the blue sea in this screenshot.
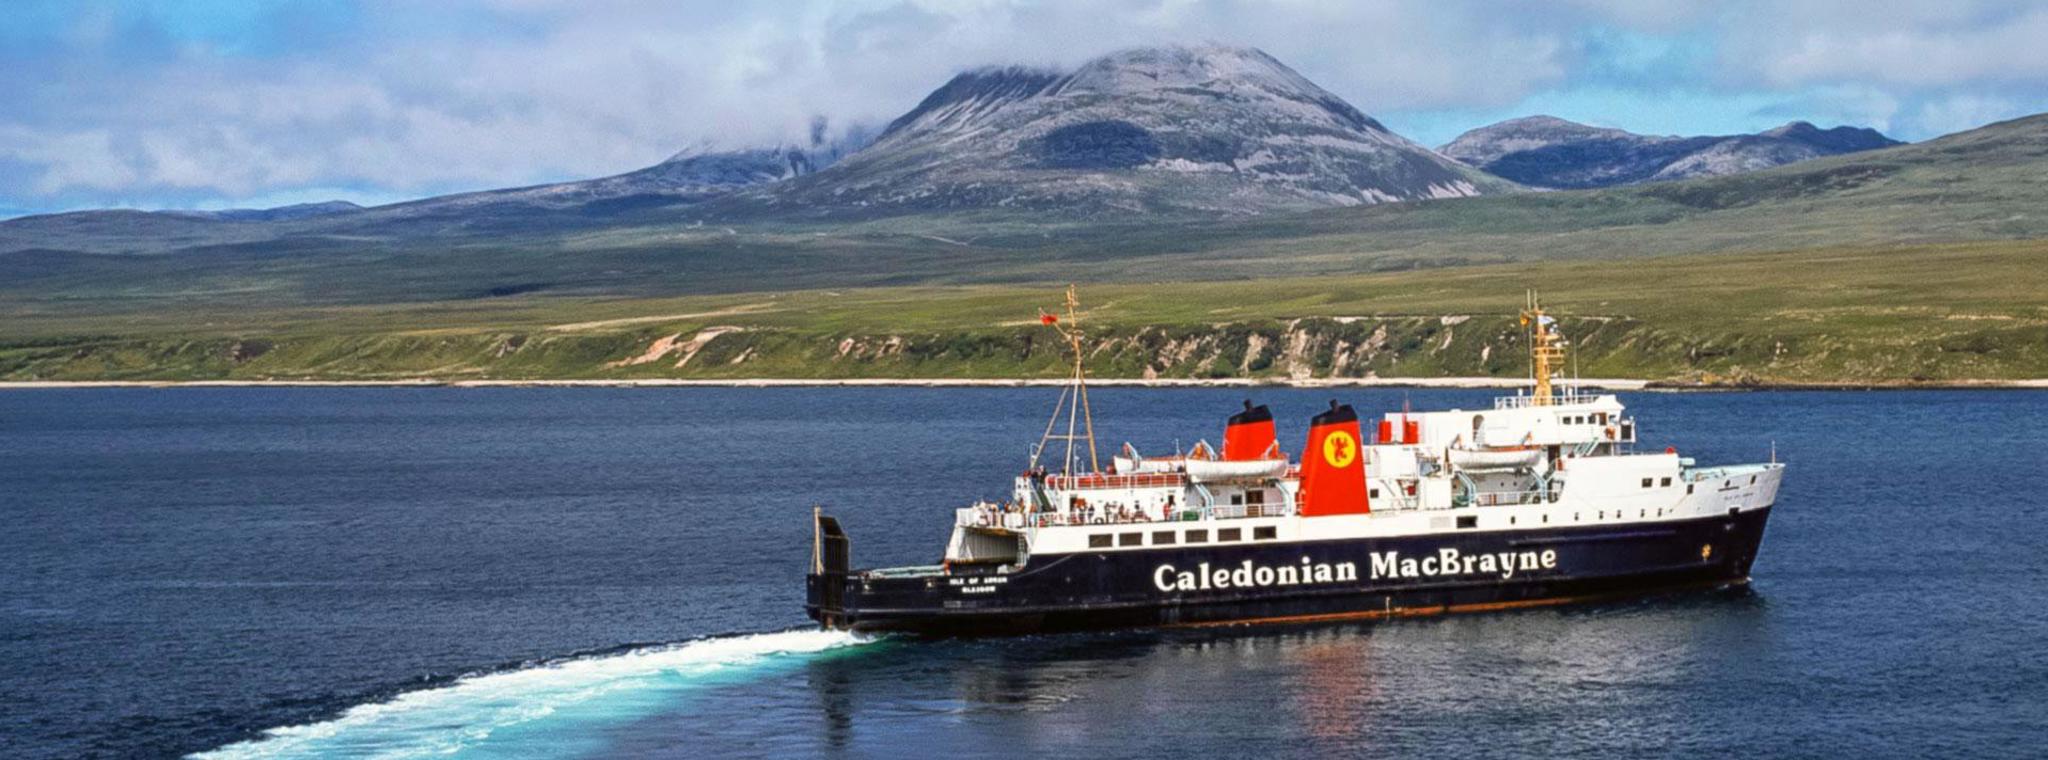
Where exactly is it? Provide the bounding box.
[3,387,2045,758]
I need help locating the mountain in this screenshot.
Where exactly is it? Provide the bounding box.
[1439,116,1901,189]
[255,124,877,238]
[372,128,875,218]
[172,200,364,222]
[742,45,1512,217]
[0,133,873,254]
[428,148,818,211]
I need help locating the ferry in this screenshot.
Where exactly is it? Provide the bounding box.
[806,289,1782,634]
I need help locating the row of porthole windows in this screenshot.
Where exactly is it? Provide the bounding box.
[1504,507,1670,527]
[1089,525,1278,549]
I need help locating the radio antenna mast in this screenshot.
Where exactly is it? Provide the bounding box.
[1519,291,1564,406]
[1030,285,1101,475]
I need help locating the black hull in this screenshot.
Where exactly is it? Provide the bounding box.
[808,507,1771,636]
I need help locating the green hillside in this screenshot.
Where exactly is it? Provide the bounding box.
[5,241,2043,384]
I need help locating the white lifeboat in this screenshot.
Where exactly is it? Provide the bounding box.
[1183,456,1289,481]
[1448,447,1544,472]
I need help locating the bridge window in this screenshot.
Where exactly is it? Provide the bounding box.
[1660,477,1673,487]
[1641,478,1654,488]
[1118,532,1142,547]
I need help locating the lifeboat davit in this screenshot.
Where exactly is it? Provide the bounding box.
[1112,454,1181,475]
[1113,442,1192,475]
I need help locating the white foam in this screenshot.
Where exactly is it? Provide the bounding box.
[193,629,867,759]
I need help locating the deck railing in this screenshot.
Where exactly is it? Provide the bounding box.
[1042,472,1189,490]
[959,501,1293,530]
[1494,393,1603,409]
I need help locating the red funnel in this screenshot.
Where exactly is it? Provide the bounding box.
[1223,400,1278,460]
[1299,401,1369,516]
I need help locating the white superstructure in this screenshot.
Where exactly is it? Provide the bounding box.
[949,392,1781,564]
[942,293,1783,568]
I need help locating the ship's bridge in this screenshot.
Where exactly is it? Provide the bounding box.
[1379,392,1636,452]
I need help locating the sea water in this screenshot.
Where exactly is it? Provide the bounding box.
[2,387,2044,758]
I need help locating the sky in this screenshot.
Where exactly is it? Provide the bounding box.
[4,0,2048,217]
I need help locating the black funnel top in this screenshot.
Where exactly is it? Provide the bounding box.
[1228,401,1273,426]
[1312,401,1357,426]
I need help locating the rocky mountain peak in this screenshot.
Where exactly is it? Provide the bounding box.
[1443,116,1901,189]
[881,66,1064,137]
[1759,121,1902,153]
[1760,120,1820,138]
[1059,45,1305,94]
[1060,45,1388,134]
[1438,116,1647,166]
[752,44,1499,216]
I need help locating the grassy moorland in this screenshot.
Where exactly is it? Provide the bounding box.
[4,240,2042,384]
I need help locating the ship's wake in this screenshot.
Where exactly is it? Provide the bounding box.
[192,629,871,759]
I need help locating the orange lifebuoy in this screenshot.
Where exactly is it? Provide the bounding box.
[1604,426,1617,440]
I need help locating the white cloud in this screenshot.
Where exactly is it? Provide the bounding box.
[1905,92,2031,137]
[1716,3,2048,88]
[0,128,140,194]
[0,1,1612,208]
[3,0,2048,211]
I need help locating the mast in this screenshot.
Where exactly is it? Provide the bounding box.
[1032,285,1101,475]
[1519,291,1566,406]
